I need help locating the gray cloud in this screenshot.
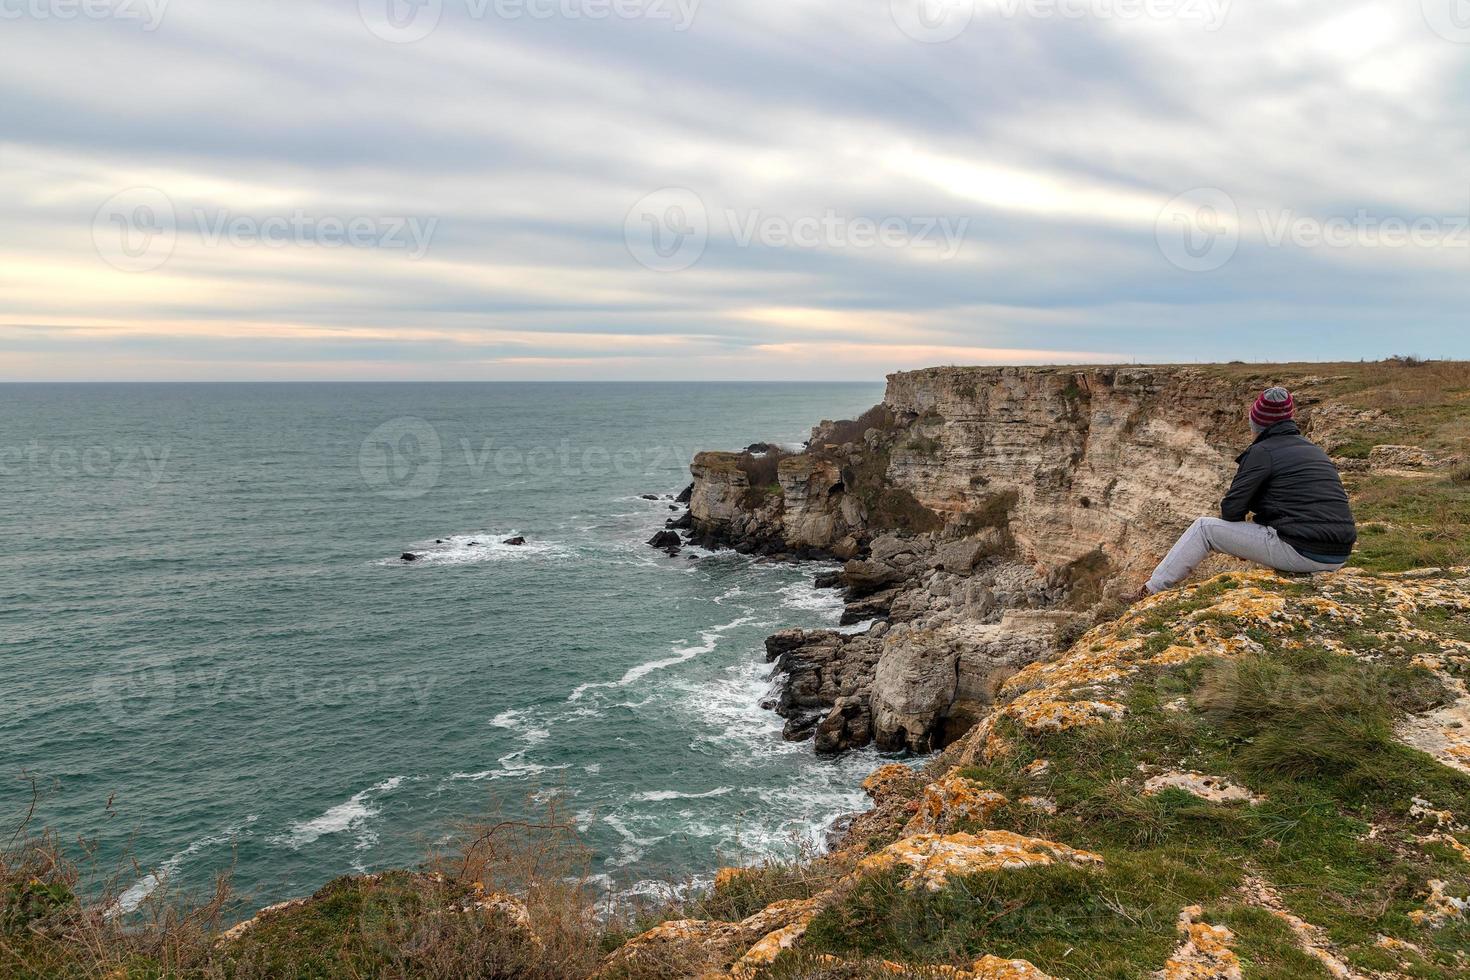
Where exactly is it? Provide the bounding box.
[1,0,1467,379]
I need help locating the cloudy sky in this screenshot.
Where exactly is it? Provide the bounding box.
[2,0,1468,380]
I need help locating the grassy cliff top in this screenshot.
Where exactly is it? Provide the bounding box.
[606,567,1470,979]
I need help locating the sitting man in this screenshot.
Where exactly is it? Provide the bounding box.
[1141,386,1357,596]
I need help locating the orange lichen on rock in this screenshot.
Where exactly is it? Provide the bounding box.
[1408,879,1470,928]
[727,900,825,979]
[1011,698,1126,733]
[967,954,1055,979]
[1161,905,1242,979]
[856,831,1102,892]
[1239,877,1357,979]
[1419,832,1470,864]
[798,955,1053,979]
[598,896,827,977]
[863,763,920,800]
[904,774,1008,834]
[714,867,748,891]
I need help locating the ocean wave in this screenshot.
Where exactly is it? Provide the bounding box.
[380,532,569,567]
[632,787,735,802]
[110,815,258,917]
[276,776,404,850]
[568,615,755,702]
[776,578,845,619]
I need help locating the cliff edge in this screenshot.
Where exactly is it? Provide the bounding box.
[680,362,1468,756]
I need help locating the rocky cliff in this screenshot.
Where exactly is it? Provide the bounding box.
[602,567,1470,979]
[690,365,1358,573]
[679,364,1451,755]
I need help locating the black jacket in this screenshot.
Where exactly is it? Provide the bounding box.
[1220,420,1357,558]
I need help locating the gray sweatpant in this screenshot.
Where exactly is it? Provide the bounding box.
[1146,517,1346,593]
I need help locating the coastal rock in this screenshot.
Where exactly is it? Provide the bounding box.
[763,628,882,748]
[503,536,526,546]
[871,619,1059,752]
[647,530,682,550]
[400,552,419,562]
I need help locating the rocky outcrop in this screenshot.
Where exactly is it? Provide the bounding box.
[688,367,1301,575]
[598,567,1470,977]
[681,365,1403,758]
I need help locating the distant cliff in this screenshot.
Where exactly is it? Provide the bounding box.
[690,365,1375,575]
[683,363,1461,755]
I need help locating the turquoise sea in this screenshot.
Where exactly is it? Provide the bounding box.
[1,382,888,915]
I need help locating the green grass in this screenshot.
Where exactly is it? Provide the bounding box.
[787,579,1470,978]
[1347,473,1470,572]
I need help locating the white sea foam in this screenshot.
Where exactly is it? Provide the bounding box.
[602,813,669,867]
[632,787,735,802]
[568,615,755,701]
[777,577,845,620]
[110,815,258,917]
[380,532,570,567]
[278,776,404,849]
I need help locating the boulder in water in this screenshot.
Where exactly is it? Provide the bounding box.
[675,483,693,504]
[503,536,526,546]
[647,530,682,550]
[401,552,419,562]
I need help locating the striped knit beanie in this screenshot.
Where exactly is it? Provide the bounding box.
[1250,386,1295,428]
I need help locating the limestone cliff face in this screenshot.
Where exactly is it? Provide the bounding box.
[685,364,1359,755]
[692,366,1288,575]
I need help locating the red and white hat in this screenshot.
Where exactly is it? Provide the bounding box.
[1250,386,1295,428]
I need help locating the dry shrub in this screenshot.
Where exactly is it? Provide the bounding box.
[1,775,230,978]
[427,798,606,980]
[736,447,792,491]
[2,783,618,979]
[822,406,892,448]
